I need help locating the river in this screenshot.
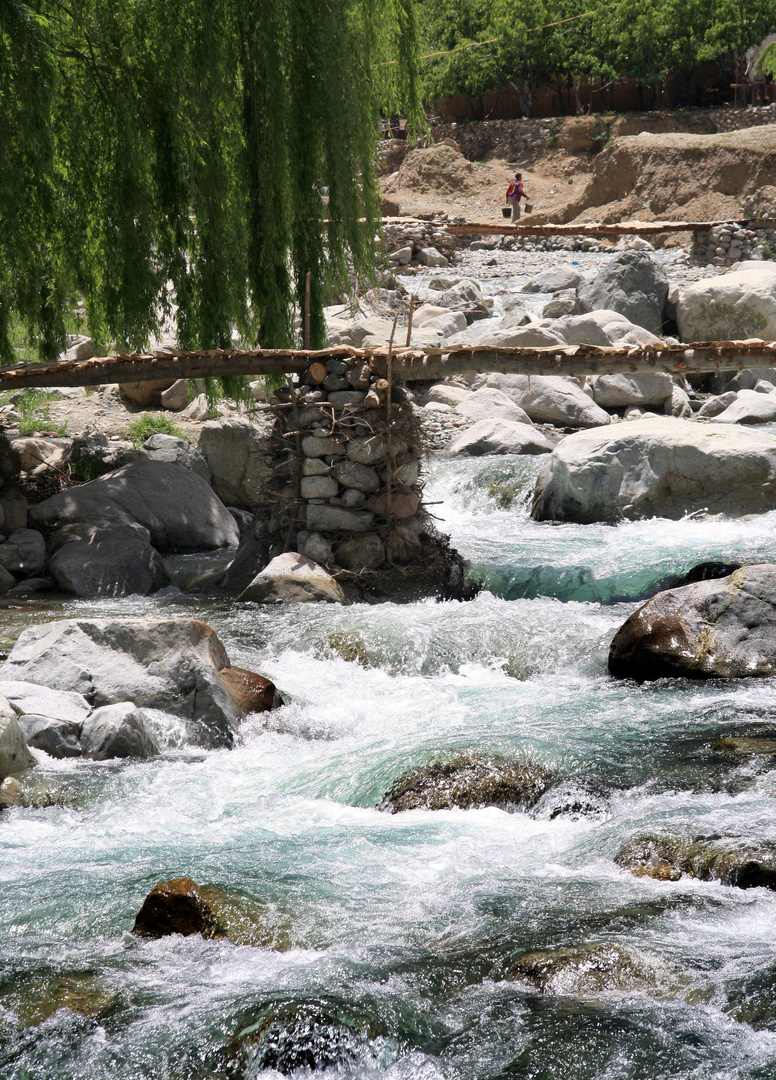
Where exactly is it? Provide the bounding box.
[3,450,776,1079]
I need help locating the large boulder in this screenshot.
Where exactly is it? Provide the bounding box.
[0,699,36,779]
[588,372,674,408]
[141,434,210,481]
[454,387,533,425]
[196,416,274,511]
[677,261,776,342]
[0,618,278,747]
[239,553,346,604]
[473,326,566,349]
[446,419,555,457]
[608,564,776,680]
[426,383,471,407]
[0,529,46,576]
[79,702,159,760]
[0,680,91,723]
[18,715,82,758]
[715,389,776,425]
[133,877,225,938]
[547,313,612,348]
[48,524,170,598]
[473,373,610,429]
[616,833,776,891]
[522,265,587,293]
[532,418,776,523]
[29,461,239,553]
[69,430,147,479]
[435,278,482,311]
[576,251,668,334]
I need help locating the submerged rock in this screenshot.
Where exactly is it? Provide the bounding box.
[379,753,552,813]
[0,972,119,1026]
[234,1000,385,1075]
[615,834,776,891]
[511,943,646,994]
[1,618,279,748]
[239,552,346,604]
[532,418,776,523]
[133,877,226,938]
[608,564,776,681]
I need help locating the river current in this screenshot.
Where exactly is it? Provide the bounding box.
[3,453,776,1079]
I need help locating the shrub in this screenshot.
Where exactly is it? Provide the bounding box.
[126,413,189,448]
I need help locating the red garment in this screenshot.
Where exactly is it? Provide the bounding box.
[506,180,526,201]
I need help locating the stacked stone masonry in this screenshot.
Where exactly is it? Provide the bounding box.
[274,358,426,573]
[691,223,776,266]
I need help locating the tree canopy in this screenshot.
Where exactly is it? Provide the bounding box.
[0,0,421,366]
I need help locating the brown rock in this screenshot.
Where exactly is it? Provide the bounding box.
[218,666,279,714]
[119,380,176,407]
[132,877,226,938]
[367,490,419,520]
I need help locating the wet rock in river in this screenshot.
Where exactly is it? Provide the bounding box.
[532,418,776,523]
[608,564,776,681]
[0,701,36,780]
[80,702,159,760]
[531,780,609,821]
[712,736,776,756]
[217,666,280,714]
[511,944,646,994]
[615,834,776,890]
[379,753,552,813]
[18,714,83,758]
[234,1000,384,1075]
[446,418,556,458]
[239,552,346,604]
[133,877,226,938]
[1,617,279,748]
[0,972,119,1026]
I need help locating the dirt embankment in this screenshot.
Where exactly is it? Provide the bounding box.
[381,123,776,229]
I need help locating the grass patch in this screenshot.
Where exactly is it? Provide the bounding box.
[16,389,68,436]
[762,242,776,262]
[126,413,189,448]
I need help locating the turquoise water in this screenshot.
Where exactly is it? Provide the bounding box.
[3,455,776,1078]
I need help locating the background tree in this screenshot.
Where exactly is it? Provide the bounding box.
[0,0,421,370]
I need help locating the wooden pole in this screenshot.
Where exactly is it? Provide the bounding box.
[406,294,415,348]
[303,271,312,351]
[385,313,399,534]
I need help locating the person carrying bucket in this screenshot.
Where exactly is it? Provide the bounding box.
[506,173,528,222]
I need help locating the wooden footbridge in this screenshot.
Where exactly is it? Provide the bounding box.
[0,340,775,392]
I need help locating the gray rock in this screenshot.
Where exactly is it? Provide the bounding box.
[426,384,471,407]
[666,384,693,418]
[446,419,556,457]
[579,309,662,346]
[0,619,248,748]
[328,391,366,407]
[412,305,452,328]
[576,251,668,334]
[0,566,16,595]
[11,437,67,473]
[523,265,586,293]
[80,702,159,760]
[0,529,46,575]
[475,326,566,349]
[332,460,381,494]
[435,278,482,311]
[697,391,738,418]
[69,430,148,478]
[336,532,386,569]
[474,374,610,429]
[18,715,82,758]
[346,435,406,466]
[159,379,190,411]
[0,680,91,724]
[415,311,466,338]
[306,504,375,532]
[541,295,576,319]
[196,416,274,510]
[754,380,776,394]
[141,434,210,481]
[48,525,170,598]
[300,475,339,499]
[589,373,674,408]
[550,314,612,348]
[0,700,36,779]
[29,461,239,553]
[417,247,448,267]
[300,532,335,565]
[455,387,533,425]
[677,262,776,342]
[389,245,412,265]
[532,417,776,523]
[302,458,330,477]
[499,309,533,329]
[341,488,366,508]
[239,552,346,604]
[716,389,776,425]
[302,434,346,458]
[609,565,776,680]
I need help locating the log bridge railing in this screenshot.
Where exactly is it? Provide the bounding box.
[380,216,776,238]
[0,341,775,392]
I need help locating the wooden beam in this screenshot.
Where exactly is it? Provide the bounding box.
[0,341,775,391]
[444,219,776,237]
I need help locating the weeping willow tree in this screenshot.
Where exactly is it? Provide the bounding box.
[0,0,421,371]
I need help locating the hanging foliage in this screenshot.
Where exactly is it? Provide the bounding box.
[0,0,421,367]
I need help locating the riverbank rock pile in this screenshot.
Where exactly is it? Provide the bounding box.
[689,222,769,265]
[0,618,279,762]
[382,218,457,270]
[228,354,472,604]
